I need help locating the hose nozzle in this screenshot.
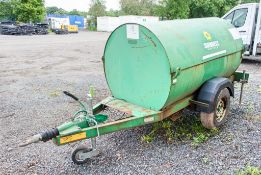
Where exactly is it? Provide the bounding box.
[19,134,42,147]
[19,128,59,147]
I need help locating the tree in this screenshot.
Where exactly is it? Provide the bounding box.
[68,9,88,16]
[155,0,242,20]
[46,6,67,15]
[88,0,106,28]
[156,0,190,19]
[13,0,45,23]
[189,0,238,18]
[106,9,122,17]
[88,0,106,17]
[0,0,16,21]
[119,0,157,16]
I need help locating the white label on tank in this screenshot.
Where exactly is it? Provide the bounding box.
[126,24,139,40]
[202,50,227,60]
[229,28,241,40]
[204,41,220,50]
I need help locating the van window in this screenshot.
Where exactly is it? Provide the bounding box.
[223,8,248,28]
[232,8,248,28]
[224,11,235,23]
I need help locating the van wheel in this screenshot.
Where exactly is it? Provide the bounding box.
[200,88,230,129]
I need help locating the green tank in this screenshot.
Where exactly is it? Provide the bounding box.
[103,17,243,111]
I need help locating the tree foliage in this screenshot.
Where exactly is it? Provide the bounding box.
[106,9,123,17]
[189,0,238,18]
[156,0,190,19]
[46,7,87,17]
[1,0,261,23]
[0,0,45,23]
[46,6,67,15]
[14,0,45,23]
[68,9,84,16]
[0,0,15,21]
[120,0,157,16]
[88,0,106,17]
[119,0,259,19]
[156,0,239,19]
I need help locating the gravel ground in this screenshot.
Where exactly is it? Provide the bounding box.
[0,32,260,175]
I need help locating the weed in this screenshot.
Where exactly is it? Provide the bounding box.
[162,120,175,142]
[192,133,209,146]
[88,26,97,31]
[236,165,261,175]
[246,102,255,114]
[48,29,53,33]
[245,102,257,121]
[141,123,161,143]
[49,90,60,97]
[141,135,154,143]
[202,156,209,165]
[141,113,219,146]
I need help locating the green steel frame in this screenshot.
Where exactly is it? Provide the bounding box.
[52,71,249,146]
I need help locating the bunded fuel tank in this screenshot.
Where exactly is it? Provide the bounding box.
[103,17,243,111]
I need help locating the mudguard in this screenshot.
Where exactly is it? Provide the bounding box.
[196,77,234,113]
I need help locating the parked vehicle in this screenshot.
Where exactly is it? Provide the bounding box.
[62,24,78,33]
[53,25,78,34]
[222,1,261,58]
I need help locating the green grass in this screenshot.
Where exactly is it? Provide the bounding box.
[48,29,53,33]
[235,165,261,175]
[141,113,219,146]
[88,26,97,31]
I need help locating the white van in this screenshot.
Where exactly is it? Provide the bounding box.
[222,2,261,58]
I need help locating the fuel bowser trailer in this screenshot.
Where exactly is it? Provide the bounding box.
[20,17,249,165]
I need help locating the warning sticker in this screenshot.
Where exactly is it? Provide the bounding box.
[229,28,241,40]
[126,24,139,40]
[60,132,86,144]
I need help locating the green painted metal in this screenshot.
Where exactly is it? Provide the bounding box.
[56,112,108,136]
[53,95,192,145]
[52,70,248,146]
[104,17,243,111]
[234,71,250,82]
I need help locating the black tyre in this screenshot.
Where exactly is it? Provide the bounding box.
[200,88,231,129]
[71,145,93,165]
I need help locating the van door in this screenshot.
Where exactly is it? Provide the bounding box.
[223,4,257,51]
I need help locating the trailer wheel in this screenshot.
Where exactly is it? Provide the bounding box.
[200,88,230,129]
[71,145,93,165]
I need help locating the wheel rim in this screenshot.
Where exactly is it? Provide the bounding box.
[75,150,85,162]
[216,98,226,122]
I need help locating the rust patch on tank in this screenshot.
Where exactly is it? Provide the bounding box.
[103,97,160,117]
[142,31,157,48]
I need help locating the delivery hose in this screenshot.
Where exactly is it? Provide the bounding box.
[19,128,59,147]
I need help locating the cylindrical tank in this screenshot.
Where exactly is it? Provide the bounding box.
[103,17,243,111]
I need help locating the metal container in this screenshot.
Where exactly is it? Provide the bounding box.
[97,16,120,32]
[103,17,243,110]
[69,15,84,28]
